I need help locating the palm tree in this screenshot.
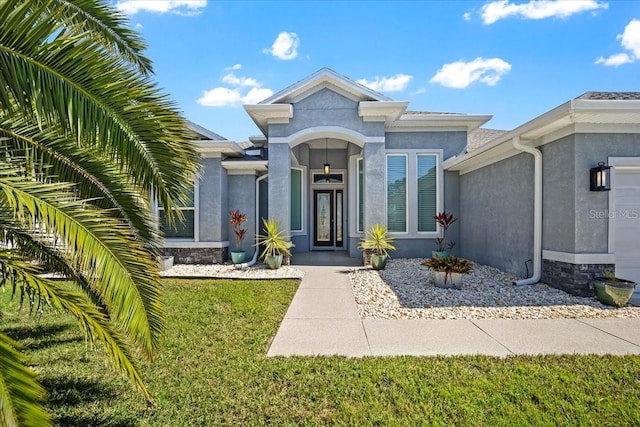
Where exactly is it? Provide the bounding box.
[0,1,200,425]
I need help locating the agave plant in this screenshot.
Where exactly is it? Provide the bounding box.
[0,1,199,424]
[422,255,473,285]
[255,218,294,259]
[358,224,397,257]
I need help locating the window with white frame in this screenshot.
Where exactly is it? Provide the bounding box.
[291,168,303,232]
[417,154,438,232]
[158,184,196,239]
[387,154,408,232]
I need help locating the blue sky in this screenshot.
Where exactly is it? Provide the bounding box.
[115,0,640,141]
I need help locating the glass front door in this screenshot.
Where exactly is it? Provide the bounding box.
[313,189,343,248]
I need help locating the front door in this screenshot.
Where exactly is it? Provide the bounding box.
[313,189,343,248]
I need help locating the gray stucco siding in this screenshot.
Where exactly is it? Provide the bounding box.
[198,157,226,242]
[573,133,640,253]
[541,135,576,253]
[267,143,291,234]
[268,88,385,138]
[459,152,535,277]
[385,131,467,160]
[227,174,257,257]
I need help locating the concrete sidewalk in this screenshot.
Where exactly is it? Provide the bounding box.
[267,263,640,357]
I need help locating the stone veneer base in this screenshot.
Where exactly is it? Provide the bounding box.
[542,259,614,297]
[162,247,227,265]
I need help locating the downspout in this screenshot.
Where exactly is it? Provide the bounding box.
[235,173,268,269]
[512,136,542,285]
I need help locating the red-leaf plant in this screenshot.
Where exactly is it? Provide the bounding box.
[433,211,458,252]
[229,210,247,251]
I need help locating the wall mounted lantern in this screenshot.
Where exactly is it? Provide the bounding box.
[590,162,611,192]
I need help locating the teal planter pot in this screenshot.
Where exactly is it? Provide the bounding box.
[230,251,246,264]
[593,277,636,307]
[370,255,388,270]
[265,254,283,270]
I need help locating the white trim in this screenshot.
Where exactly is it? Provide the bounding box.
[358,101,409,123]
[290,166,306,234]
[349,155,364,237]
[288,82,362,104]
[386,153,409,234]
[607,157,640,255]
[416,153,442,235]
[311,171,345,184]
[222,160,268,172]
[542,250,615,265]
[388,114,491,132]
[268,126,382,147]
[197,141,244,157]
[162,241,230,249]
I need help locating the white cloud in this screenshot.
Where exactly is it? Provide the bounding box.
[222,73,260,88]
[596,19,640,67]
[116,0,206,16]
[619,18,640,58]
[356,74,413,92]
[463,12,472,21]
[197,87,242,107]
[430,57,512,89]
[595,53,633,67]
[197,69,273,106]
[480,0,608,25]
[243,88,275,104]
[411,88,427,96]
[225,63,242,71]
[263,32,299,60]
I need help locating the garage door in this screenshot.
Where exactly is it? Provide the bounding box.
[614,168,640,297]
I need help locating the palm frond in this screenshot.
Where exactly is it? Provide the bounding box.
[0,252,153,402]
[0,0,200,218]
[0,167,164,357]
[0,332,51,427]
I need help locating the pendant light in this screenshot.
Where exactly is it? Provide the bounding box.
[324,138,331,176]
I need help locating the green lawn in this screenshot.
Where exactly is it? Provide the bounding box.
[2,279,640,426]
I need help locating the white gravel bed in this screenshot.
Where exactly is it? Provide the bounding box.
[350,258,640,320]
[160,263,304,279]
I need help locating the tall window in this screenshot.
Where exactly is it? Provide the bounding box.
[291,168,303,232]
[417,155,437,232]
[387,155,407,232]
[159,185,195,239]
[357,158,364,233]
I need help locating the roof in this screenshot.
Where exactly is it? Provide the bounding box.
[186,120,227,141]
[467,128,508,151]
[257,67,391,105]
[578,92,640,100]
[444,92,640,174]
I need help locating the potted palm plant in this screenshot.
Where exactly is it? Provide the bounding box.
[255,218,294,269]
[433,211,457,258]
[592,272,637,307]
[423,255,473,289]
[229,209,248,264]
[358,224,396,270]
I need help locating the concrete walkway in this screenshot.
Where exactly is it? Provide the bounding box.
[267,256,640,357]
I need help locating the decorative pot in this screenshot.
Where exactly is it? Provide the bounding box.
[230,251,246,264]
[264,254,283,270]
[434,271,464,290]
[593,277,636,307]
[432,251,448,259]
[370,254,388,270]
[158,255,174,271]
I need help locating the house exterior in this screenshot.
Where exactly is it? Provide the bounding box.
[161,68,640,299]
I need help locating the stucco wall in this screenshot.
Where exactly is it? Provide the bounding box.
[227,174,257,257]
[385,131,467,160]
[269,88,385,138]
[198,157,227,242]
[541,135,576,253]
[459,152,535,276]
[574,133,640,253]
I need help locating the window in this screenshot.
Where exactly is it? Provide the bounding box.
[417,155,437,232]
[357,158,364,233]
[312,172,343,184]
[159,185,195,239]
[387,155,407,232]
[291,168,303,232]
